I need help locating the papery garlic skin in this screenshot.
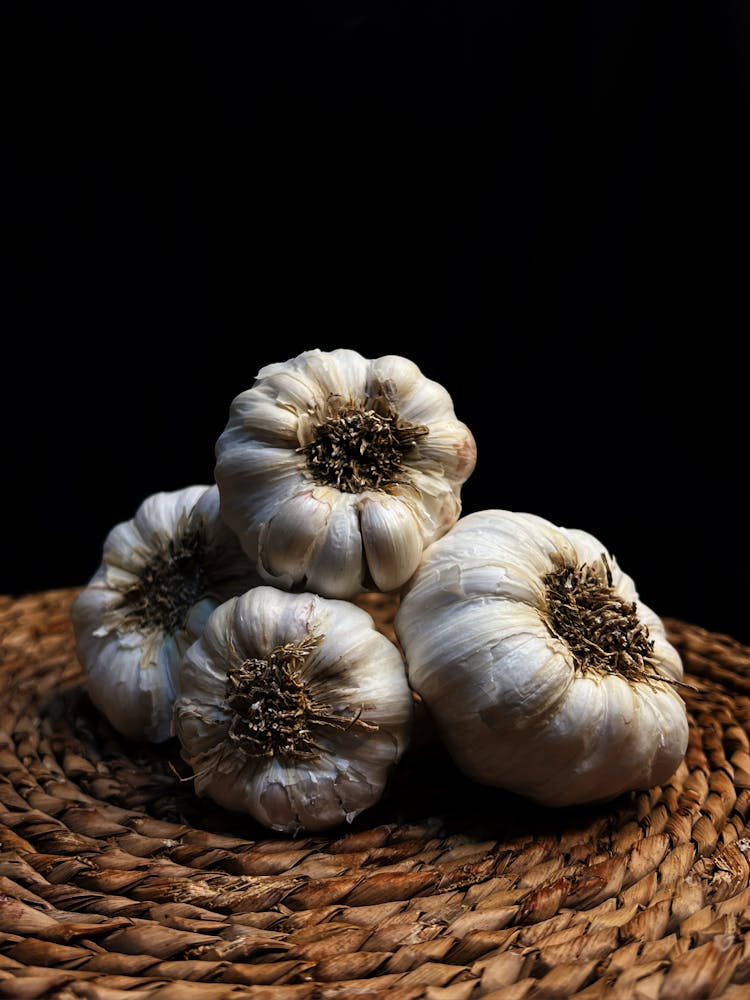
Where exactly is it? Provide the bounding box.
[173,585,413,833]
[214,348,477,599]
[71,485,258,744]
[394,510,689,808]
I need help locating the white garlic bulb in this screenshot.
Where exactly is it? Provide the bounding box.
[71,485,258,744]
[395,510,689,808]
[172,585,413,833]
[214,348,477,599]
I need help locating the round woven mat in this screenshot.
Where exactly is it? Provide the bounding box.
[2,592,750,1000]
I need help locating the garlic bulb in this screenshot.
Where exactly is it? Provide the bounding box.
[214,348,477,599]
[394,510,689,807]
[173,585,413,833]
[71,485,257,744]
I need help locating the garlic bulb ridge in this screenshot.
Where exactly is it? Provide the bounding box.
[214,348,477,599]
[394,509,689,808]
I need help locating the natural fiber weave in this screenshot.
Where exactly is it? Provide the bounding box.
[2,591,750,999]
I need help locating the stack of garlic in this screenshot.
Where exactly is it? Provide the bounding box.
[72,348,477,832]
[71,346,689,832]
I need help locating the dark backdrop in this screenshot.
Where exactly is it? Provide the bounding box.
[4,3,749,642]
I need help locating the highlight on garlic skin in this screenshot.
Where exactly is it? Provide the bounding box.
[71,485,258,744]
[214,347,477,600]
[172,585,414,833]
[394,509,689,808]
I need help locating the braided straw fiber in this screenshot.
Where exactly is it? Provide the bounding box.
[2,591,750,1000]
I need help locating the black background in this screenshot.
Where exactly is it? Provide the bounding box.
[4,3,749,642]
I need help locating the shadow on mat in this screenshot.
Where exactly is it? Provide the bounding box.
[38,681,637,848]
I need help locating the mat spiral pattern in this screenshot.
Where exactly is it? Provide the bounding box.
[2,588,750,999]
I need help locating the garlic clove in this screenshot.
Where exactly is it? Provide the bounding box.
[408,418,478,485]
[401,600,570,723]
[398,469,462,543]
[228,382,301,445]
[255,490,365,599]
[398,515,557,611]
[261,757,375,834]
[520,673,690,807]
[309,346,371,402]
[72,571,122,638]
[216,444,303,562]
[102,521,152,575]
[636,602,685,683]
[261,347,371,411]
[370,354,458,424]
[226,575,312,657]
[360,494,424,593]
[303,493,365,598]
[85,633,173,743]
[133,485,207,546]
[256,490,333,588]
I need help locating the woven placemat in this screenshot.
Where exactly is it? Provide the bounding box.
[1,590,750,999]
